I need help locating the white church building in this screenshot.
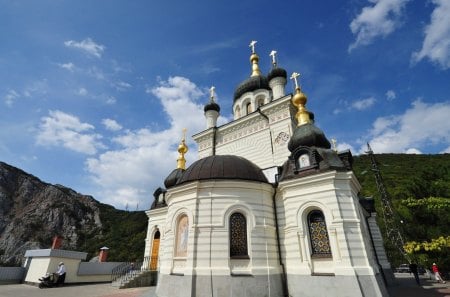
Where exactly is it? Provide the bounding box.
[144,42,390,297]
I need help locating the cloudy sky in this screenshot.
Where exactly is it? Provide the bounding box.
[1,0,449,210]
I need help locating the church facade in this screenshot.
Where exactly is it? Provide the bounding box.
[144,42,389,297]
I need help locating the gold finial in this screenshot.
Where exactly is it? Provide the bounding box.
[290,72,311,126]
[176,128,188,170]
[269,50,277,67]
[331,139,338,152]
[249,40,261,77]
[209,86,215,101]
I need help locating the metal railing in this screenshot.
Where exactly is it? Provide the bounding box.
[110,256,151,284]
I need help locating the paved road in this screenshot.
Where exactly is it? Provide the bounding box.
[0,274,448,297]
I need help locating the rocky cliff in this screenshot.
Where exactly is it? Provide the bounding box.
[0,161,104,265]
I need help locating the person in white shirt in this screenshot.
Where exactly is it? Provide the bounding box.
[56,262,66,285]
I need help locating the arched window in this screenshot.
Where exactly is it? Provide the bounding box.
[307,210,332,257]
[257,98,264,108]
[229,212,248,258]
[175,215,189,257]
[235,106,241,118]
[246,102,252,114]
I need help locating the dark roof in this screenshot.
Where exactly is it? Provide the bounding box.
[267,66,287,81]
[176,155,268,185]
[204,101,220,112]
[233,75,270,102]
[164,168,185,188]
[288,123,331,152]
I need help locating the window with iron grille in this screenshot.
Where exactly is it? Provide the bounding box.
[308,210,332,257]
[229,212,249,258]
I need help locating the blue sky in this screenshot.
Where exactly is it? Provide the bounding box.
[1,0,449,210]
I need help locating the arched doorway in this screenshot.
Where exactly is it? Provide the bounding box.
[150,230,160,271]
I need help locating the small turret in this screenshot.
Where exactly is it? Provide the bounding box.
[267,50,287,100]
[204,86,220,129]
[287,72,331,151]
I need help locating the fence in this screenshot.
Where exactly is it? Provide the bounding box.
[0,267,25,284]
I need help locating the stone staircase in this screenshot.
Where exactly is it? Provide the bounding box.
[112,270,158,289]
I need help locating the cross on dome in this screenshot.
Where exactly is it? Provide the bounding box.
[182,128,187,141]
[290,72,300,89]
[210,86,215,100]
[269,50,277,65]
[249,40,257,53]
[331,138,337,152]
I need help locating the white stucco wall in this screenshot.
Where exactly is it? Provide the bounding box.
[193,95,294,173]
[277,170,386,296]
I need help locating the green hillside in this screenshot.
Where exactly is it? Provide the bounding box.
[77,204,148,263]
[352,153,450,271]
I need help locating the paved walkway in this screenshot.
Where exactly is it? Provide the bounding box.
[389,273,449,297]
[0,283,155,297]
[0,274,448,296]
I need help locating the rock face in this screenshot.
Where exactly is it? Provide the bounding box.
[0,161,102,265]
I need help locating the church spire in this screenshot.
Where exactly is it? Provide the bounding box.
[290,72,311,126]
[249,40,262,77]
[176,128,188,169]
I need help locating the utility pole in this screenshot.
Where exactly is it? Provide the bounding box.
[366,143,409,261]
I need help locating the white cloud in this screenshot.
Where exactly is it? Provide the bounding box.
[64,38,105,58]
[105,96,117,105]
[386,90,396,100]
[78,88,88,96]
[36,110,105,155]
[405,148,422,154]
[58,62,75,72]
[4,90,19,107]
[348,0,410,52]
[351,97,376,110]
[114,81,132,91]
[411,0,450,69]
[359,99,450,153]
[336,142,356,153]
[86,76,215,209]
[102,118,122,131]
[333,108,342,115]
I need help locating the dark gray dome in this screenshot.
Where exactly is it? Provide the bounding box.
[176,155,268,185]
[288,123,331,151]
[164,168,185,188]
[233,75,270,102]
[267,67,287,81]
[204,101,220,113]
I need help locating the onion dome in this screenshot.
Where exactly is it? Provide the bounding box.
[233,40,270,102]
[204,101,220,112]
[288,72,331,151]
[176,155,268,185]
[267,66,287,82]
[288,123,331,151]
[204,86,220,112]
[233,75,270,102]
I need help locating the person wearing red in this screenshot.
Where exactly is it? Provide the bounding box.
[432,263,446,284]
